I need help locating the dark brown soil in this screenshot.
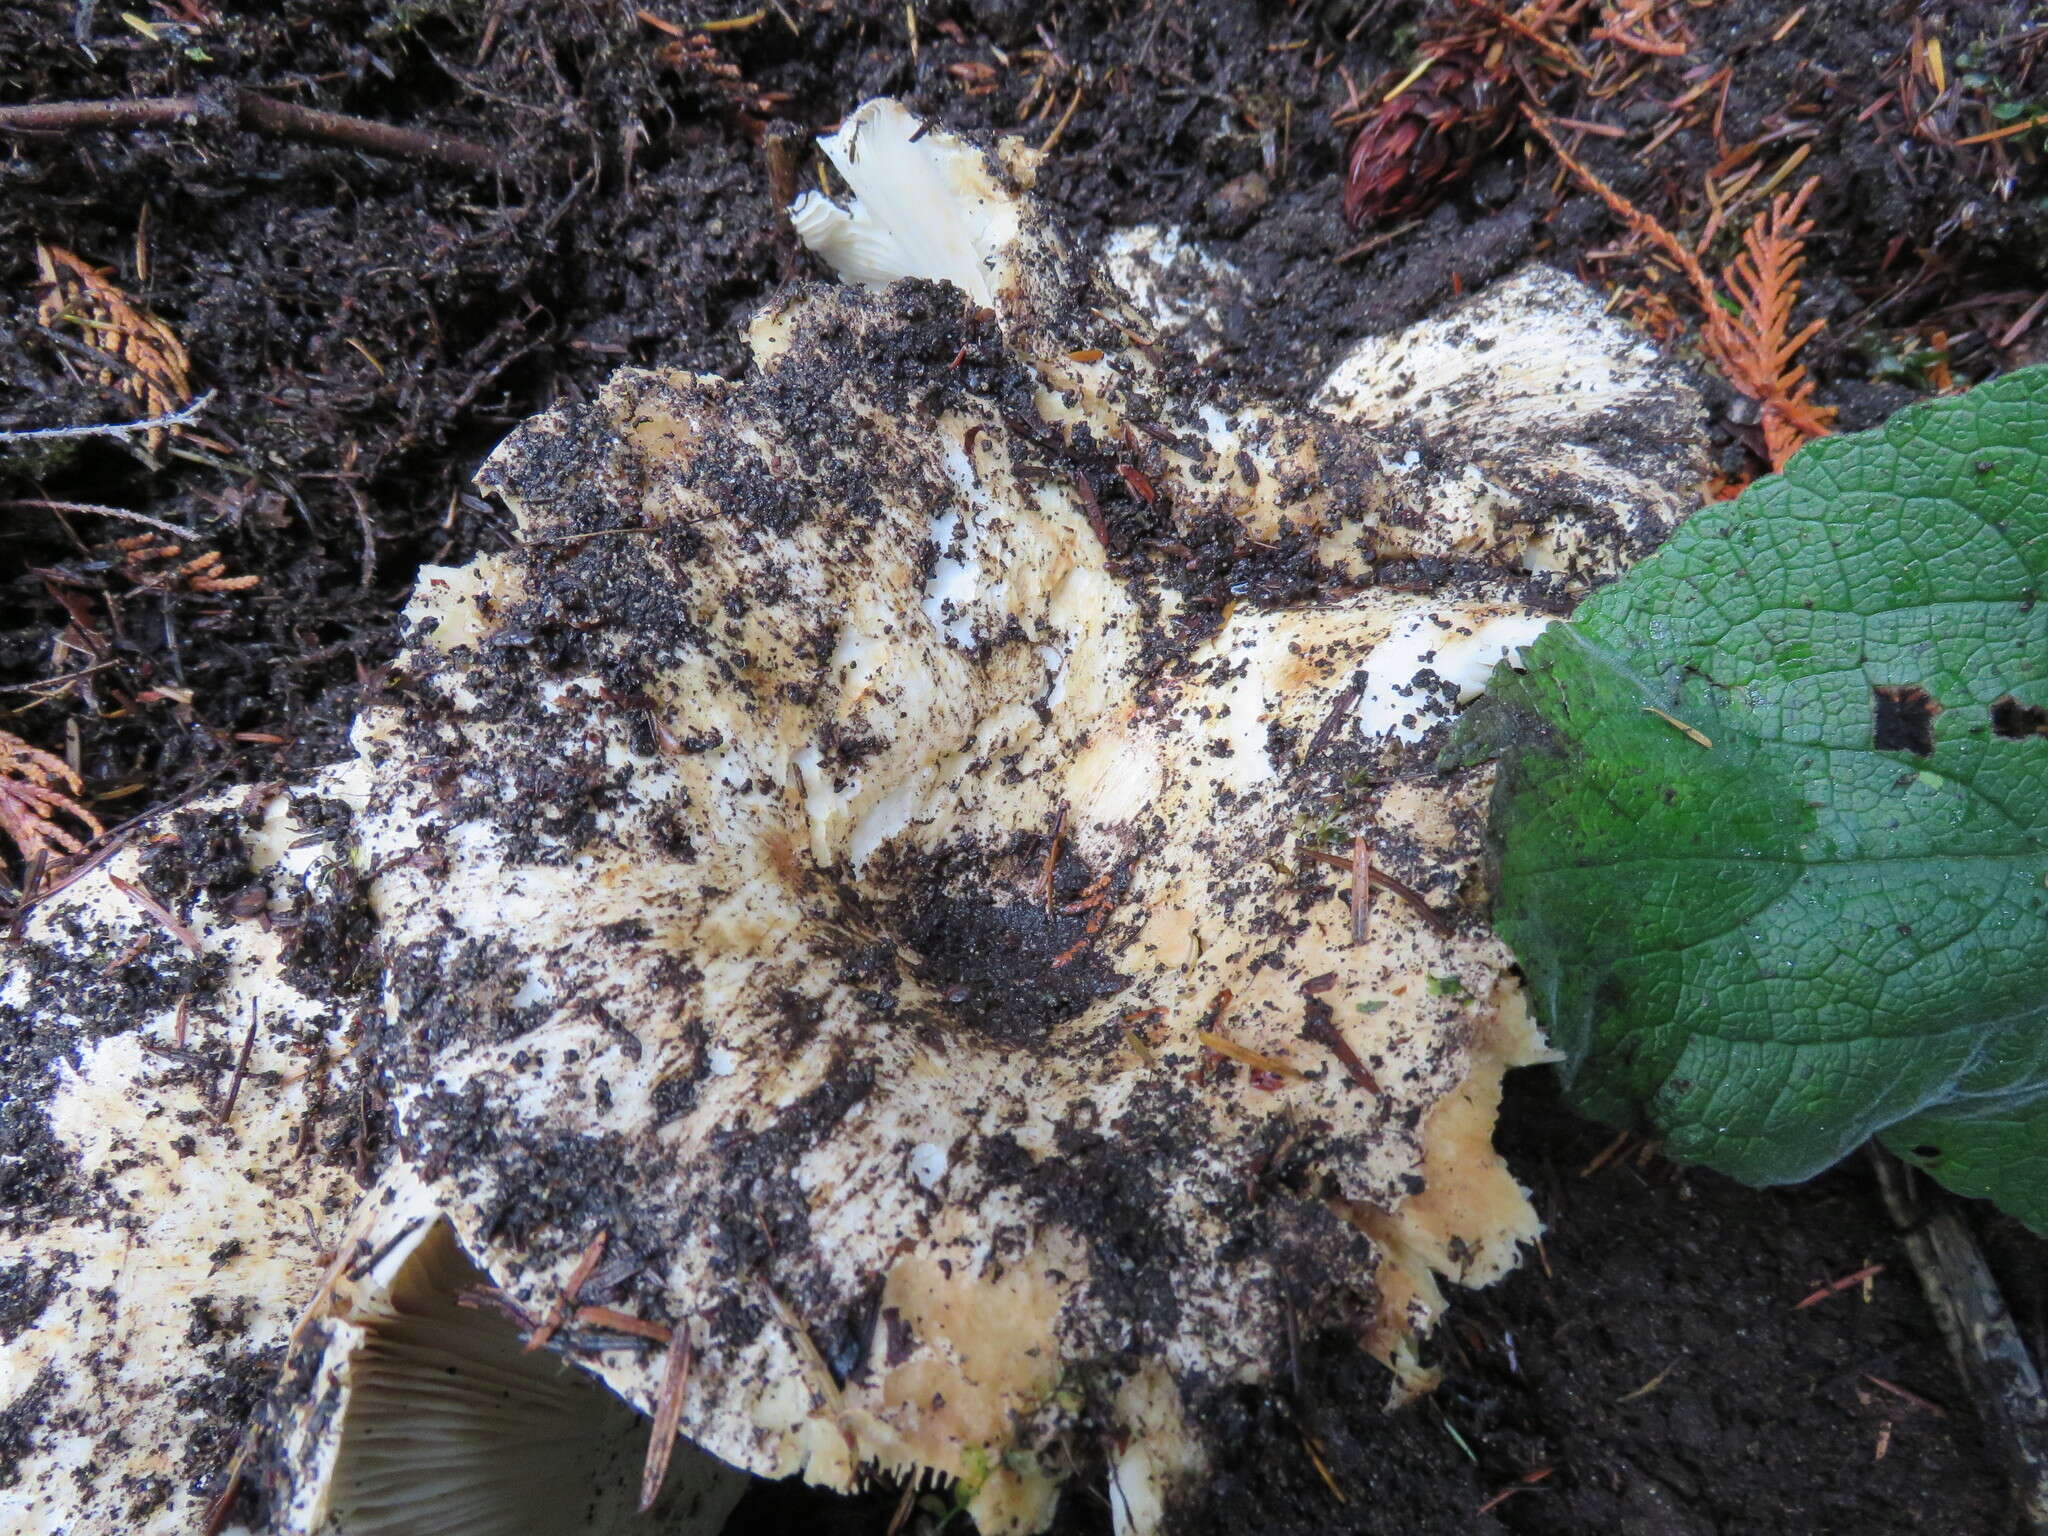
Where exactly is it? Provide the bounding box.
[2,1,2043,1532]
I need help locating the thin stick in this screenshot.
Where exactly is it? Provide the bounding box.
[1868,1146,2048,1531]
[1298,843,1455,936]
[0,390,214,445]
[1299,996,1381,1094]
[640,1321,693,1512]
[4,498,194,538]
[1348,836,1372,948]
[0,90,498,172]
[216,1001,260,1125]
[1040,81,1086,153]
[107,873,203,954]
[525,1231,610,1352]
[1196,1030,1305,1079]
[1294,675,1364,779]
[574,1305,674,1343]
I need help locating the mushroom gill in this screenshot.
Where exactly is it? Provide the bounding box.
[258,1171,747,1536]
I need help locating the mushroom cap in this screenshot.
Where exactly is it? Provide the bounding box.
[338,103,1704,1533]
[1,99,1706,1536]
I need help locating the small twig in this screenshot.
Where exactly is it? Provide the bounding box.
[1643,706,1712,749]
[1294,675,1364,779]
[1869,1146,2048,1531]
[1039,804,1067,913]
[885,1477,919,1536]
[1297,843,1455,936]
[106,872,203,955]
[1794,1262,1886,1310]
[199,1428,259,1536]
[4,498,194,539]
[1196,1029,1306,1080]
[525,1231,609,1353]
[0,390,214,445]
[1040,80,1086,154]
[0,89,498,172]
[574,1305,674,1342]
[1617,1359,1680,1402]
[1300,993,1380,1093]
[640,1321,694,1512]
[216,1001,261,1125]
[1474,1467,1554,1517]
[1348,835,1372,948]
[1581,1127,1635,1177]
[1335,217,1423,265]
[1865,1373,1949,1419]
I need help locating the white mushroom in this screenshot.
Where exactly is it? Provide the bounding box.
[0,776,373,1533]
[2,98,1705,1536]
[338,100,1703,1533]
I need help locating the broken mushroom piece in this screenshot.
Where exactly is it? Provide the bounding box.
[333,100,1704,1535]
[256,1169,748,1536]
[0,771,747,1536]
[0,779,373,1534]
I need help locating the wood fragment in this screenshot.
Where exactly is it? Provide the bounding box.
[1958,111,2048,146]
[1793,1262,1885,1309]
[1580,1127,1634,1177]
[1869,1148,2044,1526]
[216,1001,261,1126]
[1863,1373,1949,1419]
[1296,843,1454,936]
[107,872,203,955]
[1300,994,1380,1093]
[1040,81,1086,153]
[885,1475,919,1536]
[0,90,500,171]
[1997,292,2048,350]
[0,390,215,445]
[1040,805,1067,912]
[456,1285,540,1331]
[1294,676,1364,778]
[526,1230,610,1353]
[1116,463,1158,505]
[1348,836,1372,948]
[1643,706,1712,748]
[99,928,152,975]
[1299,1426,1349,1504]
[1072,473,1113,551]
[1475,1467,1554,1517]
[199,1431,259,1536]
[1196,1030,1305,1079]
[1546,114,1627,137]
[574,1304,674,1342]
[1335,218,1425,264]
[1617,1359,1679,1402]
[639,1321,694,1512]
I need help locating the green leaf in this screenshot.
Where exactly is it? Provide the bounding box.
[1451,366,2048,1232]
